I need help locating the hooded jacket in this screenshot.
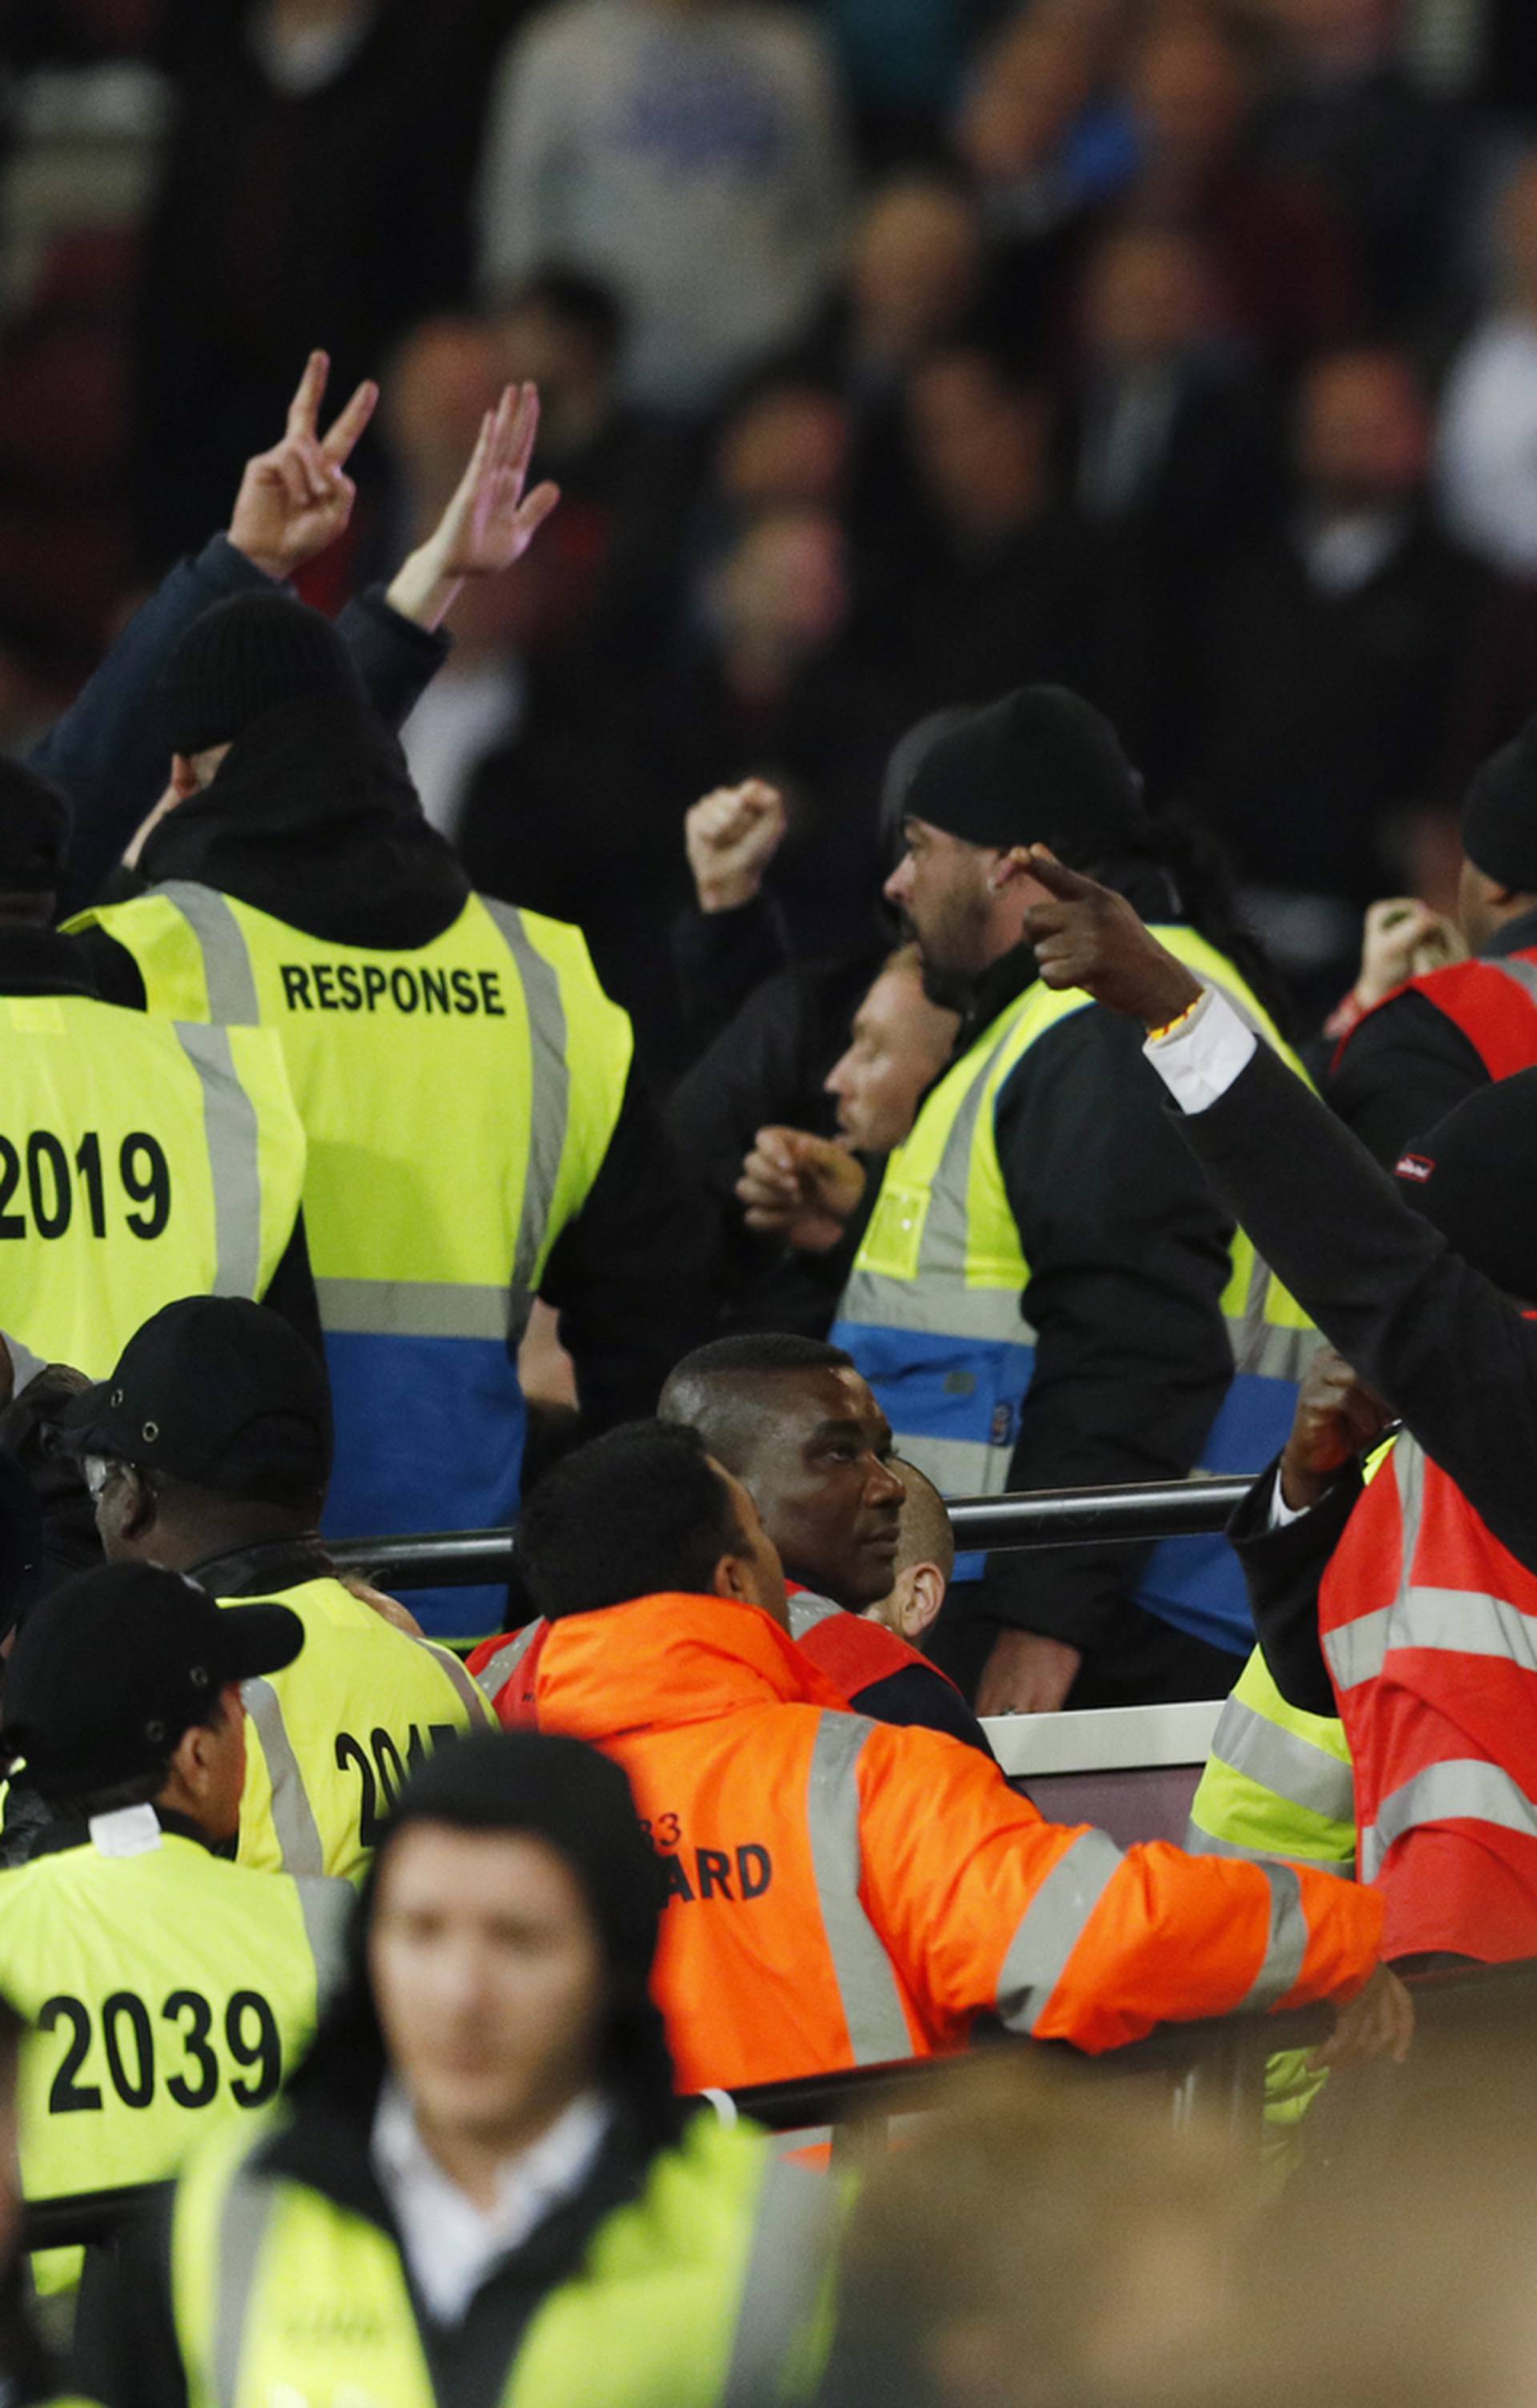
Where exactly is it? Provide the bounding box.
[531,1589,1386,2090]
[70,699,709,1456]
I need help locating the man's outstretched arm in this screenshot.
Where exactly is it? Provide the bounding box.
[1014,849,1537,1571]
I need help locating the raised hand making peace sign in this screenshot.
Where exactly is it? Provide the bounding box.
[228,350,379,582]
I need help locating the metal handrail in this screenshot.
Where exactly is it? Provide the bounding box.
[327,1475,1258,1591]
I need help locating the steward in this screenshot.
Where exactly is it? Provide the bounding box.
[0,1566,348,2294]
[58,1297,488,1883]
[74,1734,839,2408]
[70,596,706,1636]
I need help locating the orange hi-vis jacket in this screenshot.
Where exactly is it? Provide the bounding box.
[532,1591,1386,2091]
[1320,1433,1537,1964]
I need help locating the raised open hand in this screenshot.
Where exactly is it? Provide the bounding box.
[384,383,561,631]
[228,349,379,581]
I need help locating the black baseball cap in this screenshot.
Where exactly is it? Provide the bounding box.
[2,1563,303,1800]
[58,1296,332,1503]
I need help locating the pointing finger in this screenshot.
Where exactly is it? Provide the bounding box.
[1024,845,1098,901]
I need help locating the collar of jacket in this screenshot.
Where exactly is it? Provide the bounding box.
[191,1535,332,1599]
[1483,904,1537,960]
[0,923,101,1001]
[29,1803,212,1861]
[138,694,470,949]
[534,1592,850,1746]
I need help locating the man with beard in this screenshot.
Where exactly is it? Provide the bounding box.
[763,687,1319,1718]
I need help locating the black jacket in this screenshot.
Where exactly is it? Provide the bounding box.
[1168,1037,1537,1716]
[74,702,709,1436]
[935,885,1242,1680]
[1325,905,1537,1169]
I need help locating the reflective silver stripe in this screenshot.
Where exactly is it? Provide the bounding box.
[994,1827,1124,2034]
[721,2152,841,2408]
[480,898,572,1299]
[314,1276,510,1341]
[177,1024,264,1297]
[471,1619,544,1712]
[917,1017,1025,1275]
[1182,1818,1354,1874]
[1207,1696,1354,1824]
[788,1592,842,1642]
[159,881,261,1021]
[837,1269,1035,1346]
[242,1676,324,1876]
[1329,1586,1537,1692]
[292,1875,351,2003]
[211,2168,277,2408]
[406,1631,492,1724]
[805,1715,913,2063]
[1361,1758,1537,1879]
[1491,955,1537,1005]
[1236,1861,1310,2010]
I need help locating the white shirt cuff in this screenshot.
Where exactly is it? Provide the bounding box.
[1268,1464,1306,1529]
[1142,985,1258,1114]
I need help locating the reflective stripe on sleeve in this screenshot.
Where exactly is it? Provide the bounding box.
[721,2152,841,2408]
[1360,1759,1537,1880]
[471,1620,544,1714]
[1235,1861,1310,2011]
[805,1715,914,2064]
[242,1677,325,1877]
[993,1827,1125,2035]
[212,2170,278,2408]
[1326,1587,1537,1692]
[160,883,260,1021]
[177,1024,264,1297]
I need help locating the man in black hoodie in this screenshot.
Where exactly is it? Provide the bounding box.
[73,1732,837,2408]
[70,596,708,1639]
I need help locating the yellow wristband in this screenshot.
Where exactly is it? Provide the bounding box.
[1147,995,1202,1045]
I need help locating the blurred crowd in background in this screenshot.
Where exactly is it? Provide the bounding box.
[8,0,1537,1064]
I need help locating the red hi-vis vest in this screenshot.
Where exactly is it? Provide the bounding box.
[465,1594,961,1728]
[1334,950,1537,1082]
[1320,1433,1537,1961]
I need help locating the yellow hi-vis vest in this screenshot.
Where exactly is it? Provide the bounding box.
[71,885,635,1636]
[0,990,303,1376]
[833,927,1318,1653]
[1186,1645,1356,1872]
[169,2109,837,2408]
[231,1574,493,1882]
[0,1828,347,2294]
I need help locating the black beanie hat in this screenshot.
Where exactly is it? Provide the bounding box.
[163,592,367,757]
[287,1730,682,2141]
[0,759,70,893]
[1461,721,1537,895]
[901,684,1146,857]
[1395,1067,1537,1302]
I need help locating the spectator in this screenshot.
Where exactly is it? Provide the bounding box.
[1062,220,1281,782]
[1438,156,1537,578]
[0,1564,349,2299]
[799,690,1315,1715]
[823,941,960,1163]
[660,1333,991,1752]
[894,345,1087,716]
[0,757,315,1369]
[475,0,849,414]
[133,0,485,572]
[77,1730,840,2408]
[1193,345,1495,1005]
[1120,15,1362,372]
[71,568,707,1640]
[865,1456,953,1650]
[1326,725,1537,1164]
[59,1296,492,1883]
[514,1419,1404,2092]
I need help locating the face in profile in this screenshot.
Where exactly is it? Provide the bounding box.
[825,956,959,1154]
